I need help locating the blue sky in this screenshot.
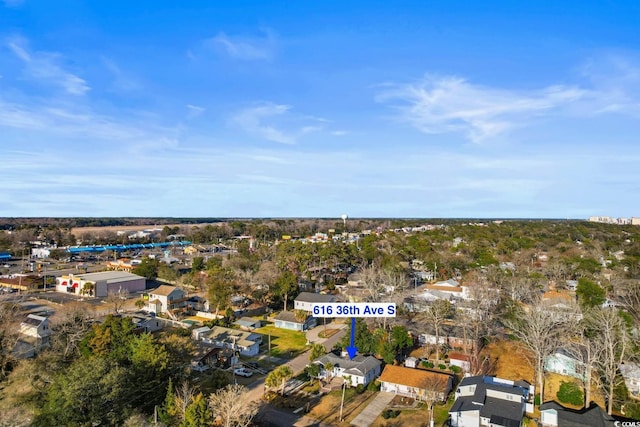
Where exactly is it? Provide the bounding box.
[1,1,640,218]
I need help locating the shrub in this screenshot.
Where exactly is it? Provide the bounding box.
[534,394,541,406]
[367,380,381,392]
[438,364,447,370]
[382,409,400,419]
[421,361,434,368]
[557,381,583,406]
[356,384,365,394]
[449,365,462,373]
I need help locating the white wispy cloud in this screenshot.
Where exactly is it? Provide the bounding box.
[207,29,276,61]
[186,104,205,119]
[101,56,141,92]
[231,102,324,144]
[6,36,90,96]
[376,75,587,142]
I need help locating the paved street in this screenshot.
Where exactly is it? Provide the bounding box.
[246,322,347,404]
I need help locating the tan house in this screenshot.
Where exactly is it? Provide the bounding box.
[147,285,187,314]
[378,365,453,402]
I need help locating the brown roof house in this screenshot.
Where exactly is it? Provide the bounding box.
[378,365,453,402]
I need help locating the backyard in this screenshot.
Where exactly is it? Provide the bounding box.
[254,323,309,357]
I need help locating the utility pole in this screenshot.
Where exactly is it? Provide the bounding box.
[339,379,347,421]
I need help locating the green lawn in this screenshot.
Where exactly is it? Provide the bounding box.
[254,324,309,357]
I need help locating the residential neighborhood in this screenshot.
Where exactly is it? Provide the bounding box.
[2,217,640,427]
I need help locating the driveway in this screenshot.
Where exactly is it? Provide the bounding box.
[350,391,395,427]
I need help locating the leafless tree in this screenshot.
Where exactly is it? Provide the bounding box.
[209,384,258,427]
[588,308,631,414]
[106,288,129,314]
[565,325,600,407]
[50,302,94,359]
[174,380,197,423]
[418,299,454,362]
[417,374,450,427]
[0,301,22,378]
[503,298,579,405]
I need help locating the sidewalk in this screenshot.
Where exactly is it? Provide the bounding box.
[350,391,395,427]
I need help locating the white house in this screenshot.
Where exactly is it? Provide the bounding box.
[620,361,640,398]
[544,349,585,379]
[147,285,187,314]
[539,401,614,427]
[378,365,453,402]
[449,376,534,427]
[197,326,262,357]
[294,292,336,312]
[274,310,317,331]
[313,353,382,387]
[19,314,51,346]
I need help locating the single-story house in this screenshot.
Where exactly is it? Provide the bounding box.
[294,292,336,312]
[544,349,585,380]
[129,312,163,333]
[378,365,453,402]
[234,317,262,331]
[313,353,382,387]
[196,326,262,357]
[449,376,534,427]
[404,356,419,368]
[449,352,472,373]
[619,361,640,398]
[539,401,615,427]
[274,310,317,331]
[418,324,482,352]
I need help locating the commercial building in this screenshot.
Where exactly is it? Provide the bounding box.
[55,271,145,297]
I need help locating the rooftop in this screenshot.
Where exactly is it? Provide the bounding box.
[70,271,144,283]
[314,353,381,377]
[378,365,452,393]
[150,284,182,296]
[295,292,336,303]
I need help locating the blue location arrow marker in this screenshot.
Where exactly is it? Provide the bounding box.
[346,317,358,360]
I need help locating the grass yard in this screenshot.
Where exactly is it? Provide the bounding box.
[371,396,454,427]
[307,388,378,425]
[254,324,309,357]
[482,340,534,383]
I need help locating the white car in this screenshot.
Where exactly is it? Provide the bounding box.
[233,367,253,377]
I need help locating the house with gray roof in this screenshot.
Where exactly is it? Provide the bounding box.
[196,326,262,357]
[449,376,534,427]
[539,401,615,427]
[274,310,317,331]
[294,292,336,312]
[312,352,382,387]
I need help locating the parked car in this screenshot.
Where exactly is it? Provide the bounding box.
[234,367,253,377]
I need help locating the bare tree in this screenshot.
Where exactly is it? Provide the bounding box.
[106,288,129,314]
[174,380,197,424]
[0,301,22,378]
[417,374,450,427]
[51,302,94,359]
[418,299,454,362]
[504,299,579,405]
[208,384,258,427]
[589,308,631,415]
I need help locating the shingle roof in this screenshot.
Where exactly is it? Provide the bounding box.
[314,353,381,377]
[378,365,451,393]
[274,310,306,323]
[539,401,616,427]
[150,285,182,296]
[295,292,336,303]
